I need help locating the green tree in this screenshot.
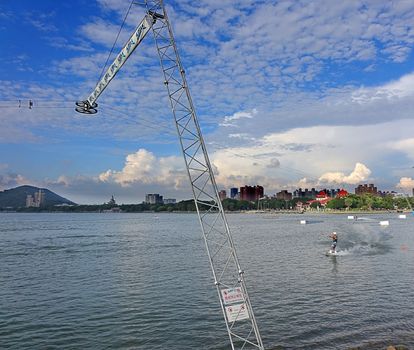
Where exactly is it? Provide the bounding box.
[344,196,353,209]
[381,196,394,210]
[362,194,374,210]
[310,201,321,209]
[326,198,345,210]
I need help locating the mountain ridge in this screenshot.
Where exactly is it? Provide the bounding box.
[0,185,76,208]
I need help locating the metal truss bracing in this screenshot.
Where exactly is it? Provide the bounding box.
[144,1,264,349]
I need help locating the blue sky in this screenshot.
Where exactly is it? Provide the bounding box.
[1,0,414,204]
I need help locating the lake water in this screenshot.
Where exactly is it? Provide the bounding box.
[0,212,413,349]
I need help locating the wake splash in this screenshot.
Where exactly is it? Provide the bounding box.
[333,243,384,256]
[328,249,350,256]
[326,220,393,257]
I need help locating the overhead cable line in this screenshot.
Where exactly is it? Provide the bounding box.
[100,103,174,134]
[98,0,135,81]
[0,99,76,109]
[99,105,176,137]
[0,98,176,137]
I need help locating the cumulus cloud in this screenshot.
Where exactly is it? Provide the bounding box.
[210,116,414,192]
[99,149,156,185]
[98,149,187,188]
[318,162,371,185]
[295,177,316,189]
[396,177,414,190]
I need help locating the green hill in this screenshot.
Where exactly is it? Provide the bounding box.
[0,185,76,208]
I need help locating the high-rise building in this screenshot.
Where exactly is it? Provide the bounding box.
[294,188,317,199]
[145,193,164,204]
[34,189,45,207]
[230,187,238,199]
[293,188,303,198]
[240,185,264,201]
[327,188,340,197]
[276,190,292,201]
[355,184,378,196]
[26,189,45,207]
[26,195,34,207]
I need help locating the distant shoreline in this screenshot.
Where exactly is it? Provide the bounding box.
[231,210,413,215]
[0,209,412,215]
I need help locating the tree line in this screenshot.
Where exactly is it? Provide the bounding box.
[3,194,413,213]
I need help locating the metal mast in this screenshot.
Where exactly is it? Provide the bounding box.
[75,1,264,347]
[144,1,264,349]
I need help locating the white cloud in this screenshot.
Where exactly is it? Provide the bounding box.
[318,162,371,185]
[0,173,30,191]
[99,149,156,185]
[352,72,414,104]
[54,175,73,187]
[99,149,187,188]
[96,0,134,14]
[294,177,316,189]
[228,133,255,141]
[388,138,414,161]
[208,117,414,193]
[11,1,414,147]
[73,0,414,121]
[220,109,257,127]
[79,18,128,48]
[203,71,414,153]
[396,177,414,190]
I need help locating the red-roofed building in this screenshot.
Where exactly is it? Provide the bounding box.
[316,191,328,201]
[336,189,349,198]
[309,190,332,207]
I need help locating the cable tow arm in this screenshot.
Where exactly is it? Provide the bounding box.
[75,12,163,114]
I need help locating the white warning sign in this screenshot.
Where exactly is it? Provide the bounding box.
[225,303,250,323]
[221,287,244,305]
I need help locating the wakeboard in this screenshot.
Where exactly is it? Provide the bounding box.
[325,250,339,256]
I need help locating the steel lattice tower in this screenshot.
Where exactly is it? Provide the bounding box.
[145,1,264,349]
[75,0,265,347]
